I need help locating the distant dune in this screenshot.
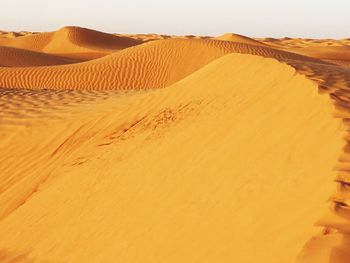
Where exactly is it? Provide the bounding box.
[259,37,350,67]
[215,33,269,47]
[259,37,350,48]
[0,26,142,60]
[0,27,350,263]
[292,46,350,65]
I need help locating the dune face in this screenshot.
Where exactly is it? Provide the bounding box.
[1,27,350,263]
[0,54,344,263]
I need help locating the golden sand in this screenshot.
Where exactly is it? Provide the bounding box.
[0,26,350,263]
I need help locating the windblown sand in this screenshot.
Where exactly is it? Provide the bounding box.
[0,26,350,263]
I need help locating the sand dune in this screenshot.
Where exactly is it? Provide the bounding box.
[0,31,34,39]
[259,37,350,48]
[0,38,331,90]
[0,32,21,38]
[216,33,269,47]
[1,27,350,262]
[291,46,350,66]
[0,54,344,263]
[0,46,79,67]
[116,33,172,42]
[0,26,142,60]
[258,37,350,67]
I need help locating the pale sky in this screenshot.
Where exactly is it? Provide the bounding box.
[1,0,349,38]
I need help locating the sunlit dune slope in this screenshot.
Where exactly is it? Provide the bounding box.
[1,29,350,263]
[216,33,269,47]
[0,46,79,67]
[0,54,344,263]
[0,26,142,60]
[0,38,330,90]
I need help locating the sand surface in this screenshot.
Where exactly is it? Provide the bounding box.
[1,27,350,263]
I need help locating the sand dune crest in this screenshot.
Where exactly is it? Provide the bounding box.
[1,27,350,262]
[0,54,345,262]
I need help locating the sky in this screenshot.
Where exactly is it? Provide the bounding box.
[1,0,349,38]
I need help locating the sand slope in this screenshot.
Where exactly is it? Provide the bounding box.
[0,54,344,263]
[0,38,331,90]
[216,33,269,47]
[1,28,350,262]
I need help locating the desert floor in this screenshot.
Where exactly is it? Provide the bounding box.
[0,27,350,263]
